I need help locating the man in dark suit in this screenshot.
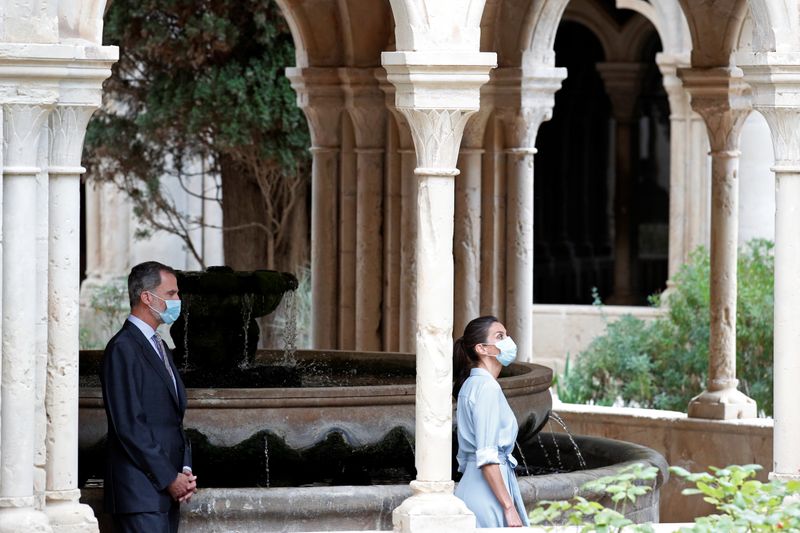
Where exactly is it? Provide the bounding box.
[101,261,197,533]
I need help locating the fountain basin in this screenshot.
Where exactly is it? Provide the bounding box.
[79,349,554,485]
[79,434,667,532]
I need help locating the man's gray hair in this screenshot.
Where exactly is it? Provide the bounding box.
[128,261,177,309]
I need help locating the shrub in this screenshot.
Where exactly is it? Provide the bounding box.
[528,463,800,532]
[559,239,774,416]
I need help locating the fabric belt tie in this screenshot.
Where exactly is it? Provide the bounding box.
[463,452,518,468]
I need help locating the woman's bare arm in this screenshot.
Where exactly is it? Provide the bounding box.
[480,463,523,527]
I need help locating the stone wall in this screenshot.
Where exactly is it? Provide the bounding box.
[532,304,665,374]
[549,402,773,523]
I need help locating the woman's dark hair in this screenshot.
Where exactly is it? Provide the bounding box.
[453,315,499,397]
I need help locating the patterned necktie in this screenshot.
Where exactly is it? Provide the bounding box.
[152,333,177,395]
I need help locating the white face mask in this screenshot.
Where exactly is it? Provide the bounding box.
[490,336,518,366]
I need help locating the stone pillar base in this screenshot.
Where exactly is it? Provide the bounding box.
[393,492,475,533]
[769,472,800,483]
[0,507,52,533]
[45,491,98,533]
[687,387,757,420]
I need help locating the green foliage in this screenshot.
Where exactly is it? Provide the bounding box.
[80,277,129,349]
[559,239,774,415]
[670,464,800,532]
[84,0,310,265]
[529,462,658,532]
[529,463,800,532]
[89,0,308,169]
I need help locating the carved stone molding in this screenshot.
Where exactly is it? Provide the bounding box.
[340,67,387,149]
[401,108,475,172]
[597,62,647,123]
[461,103,492,150]
[491,65,566,148]
[742,61,800,166]
[678,67,752,153]
[3,104,53,173]
[286,67,344,149]
[48,105,96,173]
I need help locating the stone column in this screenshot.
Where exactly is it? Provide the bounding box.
[657,54,690,287]
[597,62,646,305]
[383,50,495,533]
[0,103,54,533]
[341,68,387,352]
[743,60,800,479]
[494,67,565,363]
[35,120,51,511]
[679,67,757,420]
[379,73,415,353]
[45,104,101,531]
[287,67,343,350]
[398,142,417,353]
[454,107,491,336]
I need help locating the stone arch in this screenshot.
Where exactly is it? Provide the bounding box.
[58,0,108,44]
[386,0,487,52]
[677,0,749,67]
[274,0,392,67]
[562,0,658,62]
[519,0,572,66]
[746,0,800,53]
[617,0,691,58]
[561,0,617,60]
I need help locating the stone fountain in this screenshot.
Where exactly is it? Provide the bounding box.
[78,267,667,532]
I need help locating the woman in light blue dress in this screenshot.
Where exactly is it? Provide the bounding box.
[453,316,528,528]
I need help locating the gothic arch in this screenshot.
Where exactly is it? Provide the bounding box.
[746,0,800,53]
[274,0,392,68]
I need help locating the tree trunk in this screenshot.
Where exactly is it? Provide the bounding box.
[220,154,270,270]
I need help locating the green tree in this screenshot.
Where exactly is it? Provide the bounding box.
[84,0,310,270]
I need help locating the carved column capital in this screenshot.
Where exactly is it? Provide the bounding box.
[656,53,691,120]
[401,108,475,173]
[678,66,752,153]
[286,67,344,149]
[492,65,566,148]
[382,51,496,170]
[49,104,97,174]
[377,68,414,150]
[742,60,800,166]
[597,62,647,123]
[340,67,386,149]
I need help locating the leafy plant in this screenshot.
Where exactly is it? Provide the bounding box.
[529,462,658,532]
[560,239,774,415]
[80,277,129,349]
[528,463,800,532]
[671,464,800,532]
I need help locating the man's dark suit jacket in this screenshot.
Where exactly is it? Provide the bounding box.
[101,319,191,514]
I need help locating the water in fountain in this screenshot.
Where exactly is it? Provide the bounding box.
[514,440,531,475]
[238,293,255,370]
[281,289,298,367]
[535,432,555,471]
[549,411,587,469]
[264,435,270,488]
[547,417,565,471]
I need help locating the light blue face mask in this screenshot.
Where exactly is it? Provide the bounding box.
[147,292,182,325]
[491,336,518,366]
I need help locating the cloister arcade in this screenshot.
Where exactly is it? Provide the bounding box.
[1,0,800,531]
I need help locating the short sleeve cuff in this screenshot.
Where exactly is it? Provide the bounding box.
[475,446,499,468]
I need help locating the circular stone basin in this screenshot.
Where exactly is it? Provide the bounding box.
[79,433,668,532]
[79,349,554,484]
